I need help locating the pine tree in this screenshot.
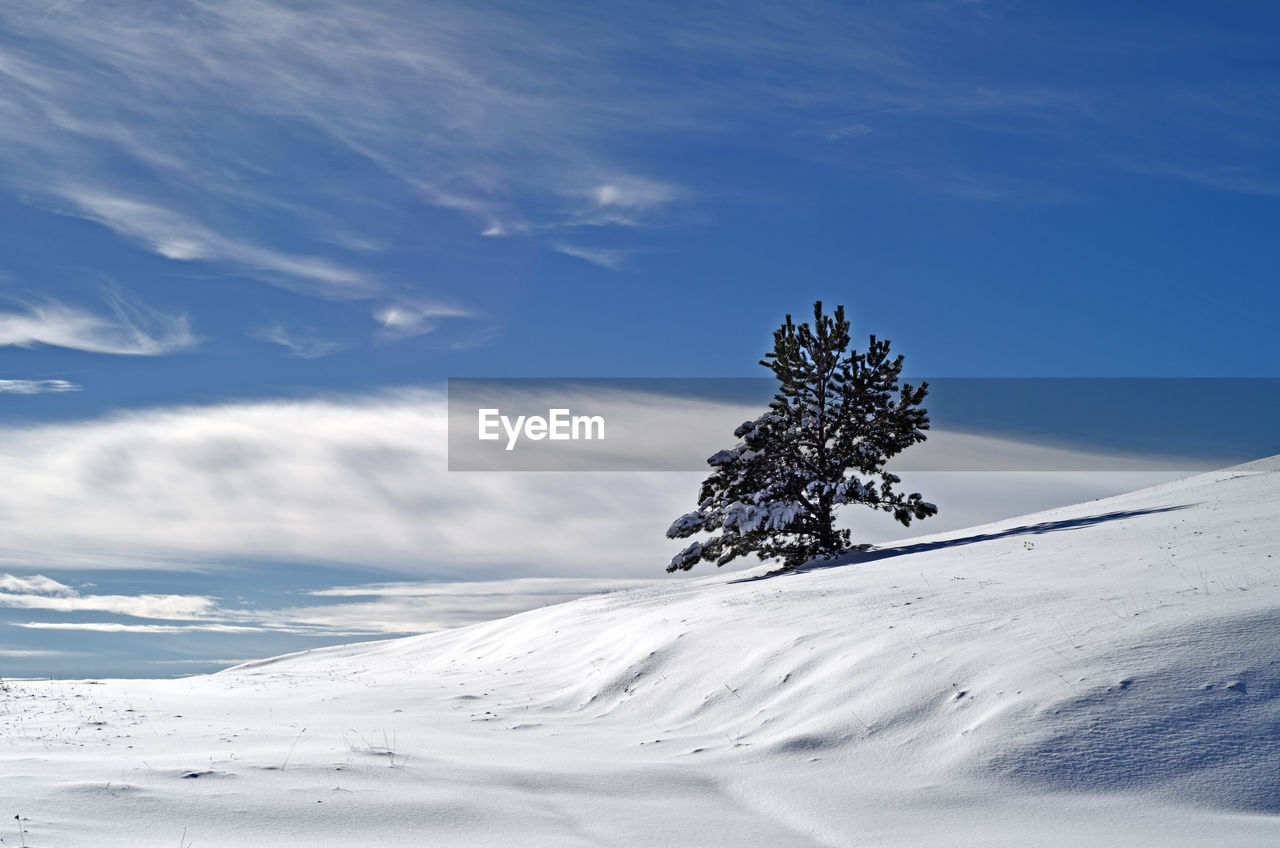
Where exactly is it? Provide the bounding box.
[666,302,937,571]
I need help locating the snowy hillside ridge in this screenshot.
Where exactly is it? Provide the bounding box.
[3,459,1279,847]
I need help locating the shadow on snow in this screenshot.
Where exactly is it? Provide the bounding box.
[730,504,1195,583]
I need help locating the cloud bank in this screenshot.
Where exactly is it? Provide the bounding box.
[0,389,696,575]
[0,388,1192,579]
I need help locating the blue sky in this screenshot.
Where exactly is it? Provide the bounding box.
[1,1,1278,675]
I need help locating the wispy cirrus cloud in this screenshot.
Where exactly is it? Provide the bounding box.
[0,0,1273,274]
[13,622,266,634]
[552,244,630,270]
[54,188,375,297]
[0,379,82,394]
[0,0,704,290]
[252,323,348,359]
[590,181,681,210]
[1112,158,1280,198]
[374,301,473,340]
[0,0,1270,366]
[0,648,73,657]
[0,294,196,355]
[821,124,873,141]
[0,2,1102,272]
[561,178,685,228]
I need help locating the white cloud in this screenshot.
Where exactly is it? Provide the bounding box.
[374,302,472,340]
[574,178,684,225]
[0,574,75,595]
[253,323,347,359]
[0,574,217,619]
[551,244,629,269]
[0,592,216,619]
[57,189,374,297]
[823,123,872,140]
[592,182,676,209]
[0,379,82,394]
[0,649,73,657]
[0,296,196,355]
[0,570,255,645]
[13,622,266,634]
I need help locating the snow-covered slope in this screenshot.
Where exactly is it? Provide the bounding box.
[4,460,1279,847]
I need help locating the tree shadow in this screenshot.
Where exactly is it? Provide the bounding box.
[729,503,1195,583]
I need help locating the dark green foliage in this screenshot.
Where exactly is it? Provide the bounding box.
[666,302,937,571]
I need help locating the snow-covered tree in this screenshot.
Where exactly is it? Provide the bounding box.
[666,302,937,571]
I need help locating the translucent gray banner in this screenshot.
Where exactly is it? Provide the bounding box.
[447,378,1279,471]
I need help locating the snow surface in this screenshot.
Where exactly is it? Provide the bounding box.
[3,459,1280,846]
